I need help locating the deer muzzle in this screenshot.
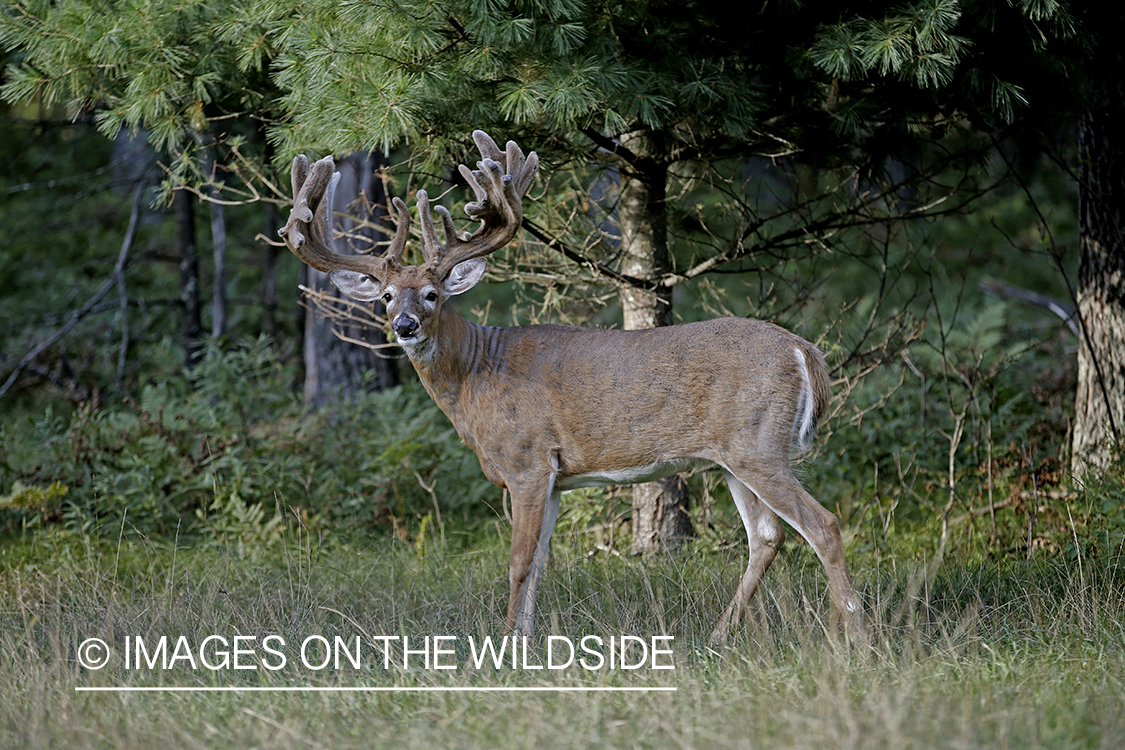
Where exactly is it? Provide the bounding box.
[392,315,421,341]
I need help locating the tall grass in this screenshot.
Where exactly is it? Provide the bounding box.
[2,529,1122,749]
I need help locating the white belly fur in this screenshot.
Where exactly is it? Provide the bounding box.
[557,457,713,490]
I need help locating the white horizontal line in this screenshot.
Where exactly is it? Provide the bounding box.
[75,686,676,693]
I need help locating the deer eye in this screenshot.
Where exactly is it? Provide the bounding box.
[381,292,393,304]
[424,290,439,303]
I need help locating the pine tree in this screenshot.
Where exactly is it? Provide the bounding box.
[0,0,400,398]
[255,0,1104,537]
[6,0,1117,521]
[2,0,267,367]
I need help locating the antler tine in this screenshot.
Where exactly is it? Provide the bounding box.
[425,130,538,281]
[508,140,539,197]
[415,190,442,265]
[280,154,326,249]
[279,155,388,280]
[472,129,505,165]
[316,169,342,246]
[434,204,468,243]
[386,197,411,267]
[416,191,473,264]
[291,154,311,206]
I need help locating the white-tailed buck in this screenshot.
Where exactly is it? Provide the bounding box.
[280,131,863,642]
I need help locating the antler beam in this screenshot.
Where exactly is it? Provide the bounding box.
[279,131,538,284]
[422,131,539,281]
[278,155,391,279]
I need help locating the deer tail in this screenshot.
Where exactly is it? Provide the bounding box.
[793,342,830,455]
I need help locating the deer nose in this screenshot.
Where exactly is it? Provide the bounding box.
[393,315,420,339]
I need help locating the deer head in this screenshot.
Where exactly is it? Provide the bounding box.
[278,131,538,346]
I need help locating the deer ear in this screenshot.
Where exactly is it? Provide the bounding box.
[443,258,487,296]
[330,269,382,301]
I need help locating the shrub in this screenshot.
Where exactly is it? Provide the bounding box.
[0,338,497,545]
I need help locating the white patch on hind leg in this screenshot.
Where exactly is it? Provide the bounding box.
[757,514,782,546]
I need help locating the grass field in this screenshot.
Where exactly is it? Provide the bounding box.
[2,528,1123,750]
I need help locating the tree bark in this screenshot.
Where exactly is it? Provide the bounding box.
[617,130,693,554]
[202,160,228,340]
[175,189,203,369]
[1072,35,1125,480]
[302,152,398,407]
[263,201,282,340]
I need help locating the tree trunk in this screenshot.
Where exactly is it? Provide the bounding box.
[1072,34,1125,481]
[201,154,228,340]
[208,197,228,339]
[617,130,693,554]
[175,189,203,369]
[302,152,398,407]
[113,127,158,194]
[263,201,281,339]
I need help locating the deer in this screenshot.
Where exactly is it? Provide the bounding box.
[279,130,864,644]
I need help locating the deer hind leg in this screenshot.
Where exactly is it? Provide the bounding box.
[722,460,864,639]
[506,469,561,637]
[710,472,786,644]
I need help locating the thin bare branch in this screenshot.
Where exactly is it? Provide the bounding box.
[1,186,145,400]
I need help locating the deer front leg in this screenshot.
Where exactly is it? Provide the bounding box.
[506,471,561,636]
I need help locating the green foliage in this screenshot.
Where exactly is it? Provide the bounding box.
[811,0,970,87]
[266,0,762,162]
[809,0,1079,128]
[0,480,69,509]
[240,0,1084,174]
[1081,465,1125,559]
[308,373,498,529]
[2,0,1084,179]
[1,0,274,153]
[195,489,287,556]
[816,292,1073,555]
[0,337,497,544]
[1,0,1119,572]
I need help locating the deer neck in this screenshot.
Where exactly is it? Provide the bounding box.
[401,305,493,416]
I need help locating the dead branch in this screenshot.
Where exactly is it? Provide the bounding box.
[298,284,401,357]
[980,277,1079,337]
[0,186,145,400]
